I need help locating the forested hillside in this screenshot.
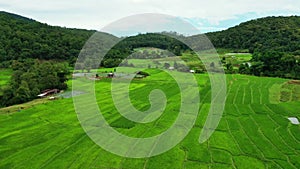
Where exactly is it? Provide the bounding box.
[0,12,190,68]
[205,16,300,54]
[0,11,101,65]
[1,12,299,62]
[1,12,299,79]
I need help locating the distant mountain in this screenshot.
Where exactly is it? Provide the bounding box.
[203,16,300,54]
[0,11,116,64]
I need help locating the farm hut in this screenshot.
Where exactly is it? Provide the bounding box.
[189,70,195,73]
[107,73,114,78]
[169,66,175,71]
[37,89,59,97]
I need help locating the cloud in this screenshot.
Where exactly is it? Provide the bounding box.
[101,14,200,36]
[0,0,299,33]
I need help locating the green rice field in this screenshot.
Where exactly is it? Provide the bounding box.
[0,68,299,169]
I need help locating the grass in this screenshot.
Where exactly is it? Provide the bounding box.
[0,68,300,168]
[0,98,50,114]
[224,53,252,62]
[0,69,12,86]
[125,57,185,69]
[221,53,253,70]
[0,69,12,95]
[269,80,300,103]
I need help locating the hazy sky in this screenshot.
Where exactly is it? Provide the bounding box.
[0,0,300,35]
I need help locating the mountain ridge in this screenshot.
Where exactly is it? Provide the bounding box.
[0,11,115,66]
[204,15,300,54]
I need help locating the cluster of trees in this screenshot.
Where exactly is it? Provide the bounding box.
[239,51,300,79]
[129,49,175,59]
[203,16,300,79]
[112,33,189,56]
[172,62,190,72]
[162,61,197,72]
[0,59,69,107]
[119,60,135,67]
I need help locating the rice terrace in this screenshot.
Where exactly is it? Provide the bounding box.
[0,8,300,169]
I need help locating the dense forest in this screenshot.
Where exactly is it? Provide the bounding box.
[205,16,300,54]
[0,11,102,66]
[113,33,189,55]
[243,51,300,79]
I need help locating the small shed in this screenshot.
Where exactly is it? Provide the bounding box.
[288,117,300,125]
[189,70,195,73]
[107,73,114,78]
[38,89,59,97]
[169,67,175,71]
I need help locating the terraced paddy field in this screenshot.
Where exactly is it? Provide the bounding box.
[0,69,299,169]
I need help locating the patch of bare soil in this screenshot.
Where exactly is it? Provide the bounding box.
[287,80,300,85]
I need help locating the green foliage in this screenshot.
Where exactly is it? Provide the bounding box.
[101,33,190,67]
[236,50,300,79]
[113,33,188,56]
[131,48,175,59]
[206,16,300,55]
[1,59,69,107]
[204,16,300,78]
[0,69,12,95]
[110,116,136,129]
[0,11,97,64]
[225,62,234,74]
[238,63,251,74]
[136,71,150,77]
[164,62,171,69]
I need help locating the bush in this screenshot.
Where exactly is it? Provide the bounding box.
[137,71,150,77]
